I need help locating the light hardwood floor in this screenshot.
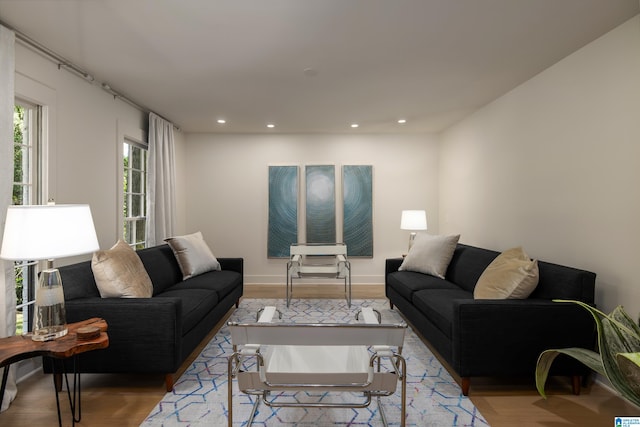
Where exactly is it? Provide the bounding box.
[1,284,638,426]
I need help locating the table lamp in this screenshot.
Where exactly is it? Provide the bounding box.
[0,204,99,341]
[400,210,427,252]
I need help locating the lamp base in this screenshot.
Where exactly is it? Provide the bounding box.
[31,324,68,342]
[408,232,418,252]
[32,268,68,342]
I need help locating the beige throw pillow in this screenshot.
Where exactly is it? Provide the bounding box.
[398,233,460,279]
[92,240,153,298]
[474,247,539,299]
[165,231,221,280]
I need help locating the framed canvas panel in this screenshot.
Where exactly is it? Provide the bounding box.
[305,165,336,243]
[268,165,299,258]
[342,165,373,257]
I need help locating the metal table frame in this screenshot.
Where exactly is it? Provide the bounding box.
[286,243,351,307]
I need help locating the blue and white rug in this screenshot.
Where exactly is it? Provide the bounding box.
[141,299,489,426]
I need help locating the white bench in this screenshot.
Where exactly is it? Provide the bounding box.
[286,243,351,307]
[227,307,407,427]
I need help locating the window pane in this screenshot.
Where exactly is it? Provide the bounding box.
[131,146,141,169]
[12,184,23,205]
[132,195,142,217]
[124,194,130,217]
[136,219,146,243]
[131,170,141,193]
[124,221,133,244]
[13,145,23,182]
[15,265,24,306]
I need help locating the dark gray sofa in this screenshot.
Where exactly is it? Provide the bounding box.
[43,243,243,390]
[386,243,596,395]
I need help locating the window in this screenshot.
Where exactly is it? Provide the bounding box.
[13,99,42,335]
[123,140,148,249]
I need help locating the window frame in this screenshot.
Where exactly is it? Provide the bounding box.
[122,137,149,250]
[13,98,43,336]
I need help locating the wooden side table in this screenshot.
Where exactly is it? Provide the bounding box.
[0,318,108,427]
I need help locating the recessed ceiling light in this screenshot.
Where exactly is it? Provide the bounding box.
[397,119,407,124]
[217,119,226,124]
[267,123,275,128]
[350,123,359,128]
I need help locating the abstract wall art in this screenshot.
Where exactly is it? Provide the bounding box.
[305,165,336,244]
[342,165,373,257]
[268,165,298,258]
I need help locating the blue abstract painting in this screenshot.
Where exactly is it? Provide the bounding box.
[343,165,373,257]
[305,165,336,243]
[268,166,298,258]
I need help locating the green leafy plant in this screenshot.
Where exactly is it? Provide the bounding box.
[536,300,640,407]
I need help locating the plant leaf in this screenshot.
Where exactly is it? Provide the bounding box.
[598,307,640,406]
[616,353,640,405]
[538,301,640,406]
[536,348,603,398]
[611,306,640,350]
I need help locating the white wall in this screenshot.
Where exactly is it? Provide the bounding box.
[13,43,187,260]
[184,133,439,285]
[439,16,640,316]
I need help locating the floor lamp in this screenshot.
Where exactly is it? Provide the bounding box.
[0,204,99,341]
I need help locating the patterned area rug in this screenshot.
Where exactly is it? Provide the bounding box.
[141,299,489,426]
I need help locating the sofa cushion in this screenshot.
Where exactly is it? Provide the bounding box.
[387,271,461,302]
[474,247,539,299]
[530,261,596,301]
[175,270,243,300]
[91,240,153,298]
[136,244,183,295]
[165,231,221,280]
[413,288,472,338]
[156,288,220,334]
[59,260,100,300]
[399,233,460,279]
[446,244,500,293]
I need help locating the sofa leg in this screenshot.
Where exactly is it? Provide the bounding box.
[235,299,240,308]
[461,377,470,396]
[572,375,581,395]
[165,374,174,392]
[389,301,394,310]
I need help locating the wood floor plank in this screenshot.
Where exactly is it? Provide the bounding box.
[0,284,637,426]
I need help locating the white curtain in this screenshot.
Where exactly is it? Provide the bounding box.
[0,24,17,412]
[147,112,176,246]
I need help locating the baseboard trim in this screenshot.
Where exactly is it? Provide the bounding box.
[243,283,386,299]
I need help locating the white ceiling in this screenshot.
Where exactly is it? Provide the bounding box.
[1,0,638,134]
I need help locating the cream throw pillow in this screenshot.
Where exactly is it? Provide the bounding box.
[398,233,460,279]
[92,240,153,298]
[474,247,539,299]
[165,231,221,280]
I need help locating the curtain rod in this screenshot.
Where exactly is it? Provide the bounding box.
[1,19,180,131]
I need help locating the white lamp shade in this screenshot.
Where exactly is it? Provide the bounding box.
[400,210,427,231]
[1,204,99,261]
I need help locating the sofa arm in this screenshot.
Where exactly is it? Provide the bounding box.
[452,299,596,377]
[57,297,183,373]
[385,258,404,276]
[219,257,243,275]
